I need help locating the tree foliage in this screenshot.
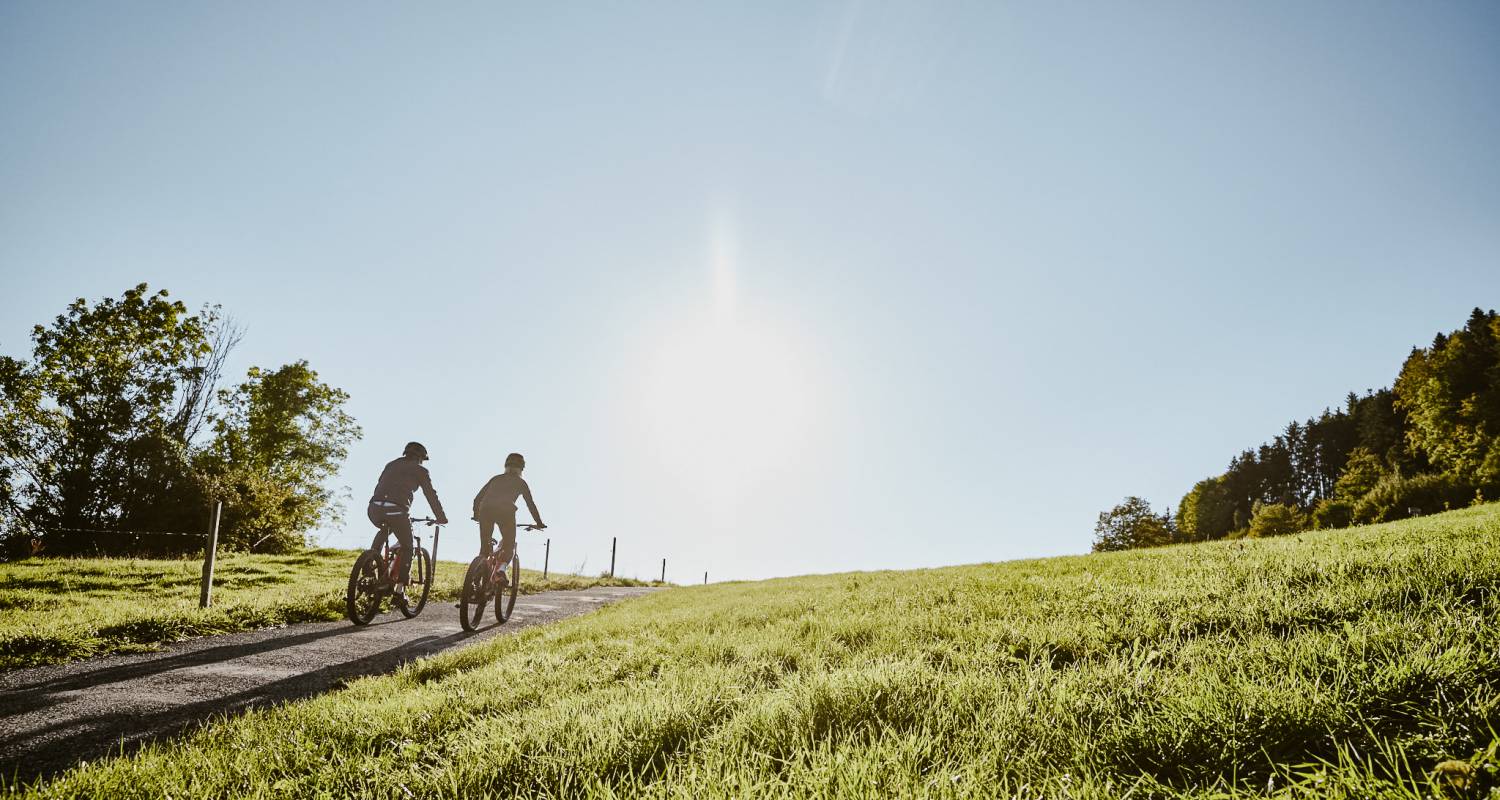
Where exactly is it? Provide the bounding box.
[0,285,360,557]
[1105,307,1499,550]
[1092,497,1174,552]
[199,362,360,553]
[1394,308,1500,486]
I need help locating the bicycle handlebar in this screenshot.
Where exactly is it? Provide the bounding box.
[410,517,442,526]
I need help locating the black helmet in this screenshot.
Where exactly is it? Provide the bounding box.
[403,441,429,460]
[505,452,525,469]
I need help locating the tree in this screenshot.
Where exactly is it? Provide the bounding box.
[1175,477,1235,541]
[198,361,361,552]
[1394,308,1500,487]
[0,285,234,554]
[0,285,357,557]
[1092,497,1174,552]
[1332,447,1386,502]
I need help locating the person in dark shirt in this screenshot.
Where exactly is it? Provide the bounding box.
[472,452,545,564]
[367,441,448,604]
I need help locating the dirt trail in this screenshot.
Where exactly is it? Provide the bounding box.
[0,585,657,785]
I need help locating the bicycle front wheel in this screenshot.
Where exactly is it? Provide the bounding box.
[495,554,519,623]
[401,546,433,618]
[346,549,383,626]
[459,557,490,632]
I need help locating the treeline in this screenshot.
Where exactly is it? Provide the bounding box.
[0,284,361,558]
[1095,308,1500,551]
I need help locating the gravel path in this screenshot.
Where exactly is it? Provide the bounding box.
[0,585,657,785]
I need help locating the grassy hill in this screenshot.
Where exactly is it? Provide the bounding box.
[13,505,1500,798]
[0,549,651,670]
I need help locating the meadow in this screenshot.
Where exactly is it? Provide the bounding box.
[0,549,649,670]
[11,504,1500,798]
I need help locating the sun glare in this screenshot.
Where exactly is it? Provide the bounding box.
[627,213,825,522]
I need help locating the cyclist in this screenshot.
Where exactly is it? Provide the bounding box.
[472,452,546,572]
[368,441,449,606]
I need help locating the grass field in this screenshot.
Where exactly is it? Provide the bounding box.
[0,548,650,670]
[12,504,1500,798]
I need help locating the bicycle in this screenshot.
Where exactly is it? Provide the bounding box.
[459,523,543,631]
[346,517,442,625]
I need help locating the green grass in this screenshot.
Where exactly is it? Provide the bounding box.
[13,505,1500,798]
[0,548,651,670]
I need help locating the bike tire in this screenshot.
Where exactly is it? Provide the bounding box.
[346,549,383,626]
[495,554,520,623]
[401,546,433,618]
[459,556,491,632]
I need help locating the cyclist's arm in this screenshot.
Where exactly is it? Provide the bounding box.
[419,467,448,523]
[521,480,543,526]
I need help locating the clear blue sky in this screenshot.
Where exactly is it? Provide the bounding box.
[2,2,1497,581]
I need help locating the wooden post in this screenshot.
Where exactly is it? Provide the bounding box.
[703,571,708,585]
[199,500,222,608]
[609,536,616,578]
[660,558,666,583]
[543,538,550,579]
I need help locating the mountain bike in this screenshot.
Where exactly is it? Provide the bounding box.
[346,517,441,625]
[459,523,543,631]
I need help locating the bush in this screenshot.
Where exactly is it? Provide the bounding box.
[1311,498,1355,530]
[1247,502,1308,538]
[1351,472,1476,525]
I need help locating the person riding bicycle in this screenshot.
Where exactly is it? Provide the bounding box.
[368,441,449,606]
[472,452,545,568]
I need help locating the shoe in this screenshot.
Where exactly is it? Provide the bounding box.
[393,592,408,610]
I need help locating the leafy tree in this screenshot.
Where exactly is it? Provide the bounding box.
[0,285,232,553]
[1333,447,1387,502]
[0,285,357,557]
[198,361,361,552]
[1175,477,1235,541]
[1394,308,1500,486]
[1092,497,1174,552]
[1247,502,1307,538]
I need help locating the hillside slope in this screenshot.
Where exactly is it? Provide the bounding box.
[17,505,1500,798]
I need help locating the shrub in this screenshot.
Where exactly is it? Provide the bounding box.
[1351,472,1476,524]
[1311,498,1355,530]
[1247,502,1308,538]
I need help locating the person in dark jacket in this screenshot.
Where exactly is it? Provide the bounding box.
[368,441,448,603]
[472,452,545,564]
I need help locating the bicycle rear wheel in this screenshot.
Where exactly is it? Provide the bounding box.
[400,546,433,618]
[459,557,491,632]
[495,554,520,622]
[346,549,383,625]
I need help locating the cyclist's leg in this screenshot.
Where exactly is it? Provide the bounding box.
[367,501,404,552]
[478,517,496,558]
[497,508,517,563]
[390,516,414,586]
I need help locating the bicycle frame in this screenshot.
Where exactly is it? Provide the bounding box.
[377,516,441,582]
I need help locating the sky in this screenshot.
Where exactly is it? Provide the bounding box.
[2,1,1498,582]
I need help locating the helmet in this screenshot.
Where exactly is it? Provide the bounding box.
[505,452,525,469]
[403,441,429,460]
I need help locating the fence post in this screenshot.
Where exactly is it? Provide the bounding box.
[704,571,708,585]
[543,538,550,579]
[660,558,666,583]
[199,500,222,608]
[610,536,616,578]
